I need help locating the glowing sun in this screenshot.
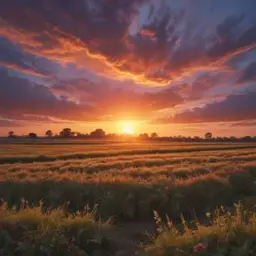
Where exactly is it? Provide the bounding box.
[120,121,135,135]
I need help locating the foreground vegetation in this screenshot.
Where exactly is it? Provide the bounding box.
[0,141,256,254]
[1,201,256,255]
[0,202,112,256]
[143,203,256,256]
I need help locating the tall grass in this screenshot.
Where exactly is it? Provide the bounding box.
[0,201,112,255]
[142,203,256,256]
[0,146,256,220]
[0,142,256,254]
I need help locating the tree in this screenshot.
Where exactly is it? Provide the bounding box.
[151,132,158,139]
[60,128,73,138]
[242,136,252,142]
[90,129,106,138]
[8,131,15,138]
[45,130,53,137]
[205,132,212,140]
[28,133,37,138]
[139,133,149,140]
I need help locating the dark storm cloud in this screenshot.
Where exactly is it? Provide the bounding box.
[0,69,96,121]
[159,92,256,123]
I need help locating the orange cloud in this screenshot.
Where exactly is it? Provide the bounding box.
[0,2,256,88]
[0,61,47,77]
[3,24,254,88]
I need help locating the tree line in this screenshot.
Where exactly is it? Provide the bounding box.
[7,129,256,142]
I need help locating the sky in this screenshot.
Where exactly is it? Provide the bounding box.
[0,0,256,137]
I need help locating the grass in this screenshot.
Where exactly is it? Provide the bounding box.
[0,201,112,256]
[0,140,256,254]
[0,141,255,164]
[1,146,256,220]
[142,203,256,256]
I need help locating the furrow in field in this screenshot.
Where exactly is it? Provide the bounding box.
[1,154,255,185]
[0,144,256,164]
[1,149,256,175]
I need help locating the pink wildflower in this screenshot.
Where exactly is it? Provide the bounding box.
[193,243,206,252]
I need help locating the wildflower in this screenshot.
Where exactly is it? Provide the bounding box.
[206,212,211,218]
[193,243,206,252]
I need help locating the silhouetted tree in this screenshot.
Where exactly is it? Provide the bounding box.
[139,133,149,140]
[106,133,118,138]
[151,132,158,139]
[28,133,37,138]
[193,136,200,142]
[242,136,252,142]
[60,128,73,138]
[90,129,106,138]
[8,131,15,138]
[45,130,53,137]
[205,132,212,140]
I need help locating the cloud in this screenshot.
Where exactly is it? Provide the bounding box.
[51,78,184,119]
[237,62,256,84]
[0,119,21,127]
[179,72,232,101]
[0,68,183,122]
[231,121,256,127]
[0,0,256,134]
[0,69,96,121]
[0,36,60,78]
[0,0,255,86]
[1,114,66,124]
[158,91,256,123]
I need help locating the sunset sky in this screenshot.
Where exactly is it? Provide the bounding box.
[0,0,256,137]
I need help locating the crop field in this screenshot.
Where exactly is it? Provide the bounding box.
[1,140,256,255]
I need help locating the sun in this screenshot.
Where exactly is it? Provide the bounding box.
[120,121,135,135]
[123,126,134,135]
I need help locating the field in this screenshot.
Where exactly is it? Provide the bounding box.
[1,140,256,255]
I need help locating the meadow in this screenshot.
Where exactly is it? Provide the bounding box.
[0,140,256,255]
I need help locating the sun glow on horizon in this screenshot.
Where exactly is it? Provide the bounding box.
[119,121,136,135]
